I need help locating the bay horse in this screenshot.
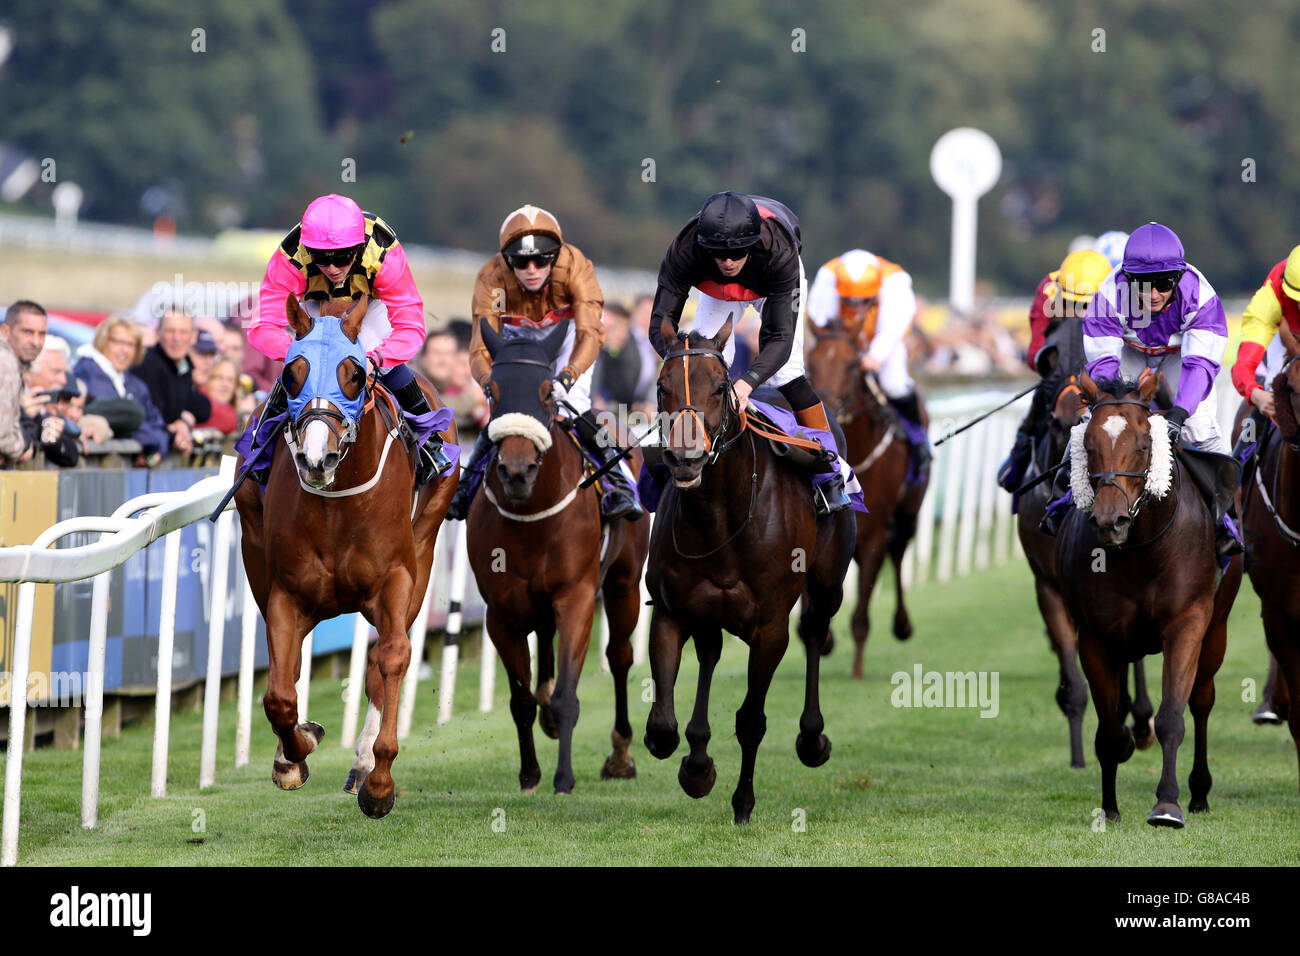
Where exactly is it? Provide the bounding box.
[1058,372,1241,827]
[235,294,457,818]
[1240,320,1300,791]
[805,327,927,679]
[467,319,649,794]
[644,318,856,824]
[1016,351,1154,768]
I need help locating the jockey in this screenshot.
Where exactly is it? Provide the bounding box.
[1229,244,1300,473]
[249,194,451,482]
[1093,230,1130,270]
[1044,222,1241,556]
[446,204,644,521]
[997,248,1112,491]
[807,248,930,476]
[649,191,851,514]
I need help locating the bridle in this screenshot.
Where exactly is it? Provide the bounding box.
[1084,398,1158,520]
[660,340,746,465]
[810,328,873,425]
[488,355,558,466]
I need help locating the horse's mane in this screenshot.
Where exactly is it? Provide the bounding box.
[1092,376,1142,401]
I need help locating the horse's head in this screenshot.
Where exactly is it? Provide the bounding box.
[806,327,866,425]
[481,318,568,506]
[1076,370,1172,546]
[657,314,736,488]
[282,293,369,490]
[1271,321,1300,448]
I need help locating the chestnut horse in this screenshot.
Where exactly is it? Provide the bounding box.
[1058,373,1241,827]
[467,319,649,794]
[236,294,456,818]
[1017,359,1155,768]
[644,319,856,824]
[1240,321,1300,791]
[806,328,927,678]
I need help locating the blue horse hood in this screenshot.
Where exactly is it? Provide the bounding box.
[284,315,367,423]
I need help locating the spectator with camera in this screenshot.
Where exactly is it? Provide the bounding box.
[0,300,49,467]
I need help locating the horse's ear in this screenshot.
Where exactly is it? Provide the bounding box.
[540,317,569,360]
[1138,368,1160,406]
[1280,320,1300,359]
[341,294,368,342]
[1079,370,1100,405]
[659,317,677,351]
[711,312,735,351]
[1151,372,1174,411]
[479,317,504,358]
[286,294,313,339]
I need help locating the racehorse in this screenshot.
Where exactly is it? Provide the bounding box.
[1240,320,1300,791]
[1058,372,1241,826]
[466,319,649,794]
[643,318,856,824]
[805,326,926,679]
[235,294,457,818]
[1016,356,1155,768]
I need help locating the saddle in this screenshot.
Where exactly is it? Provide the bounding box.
[741,404,832,471]
[1179,446,1241,524]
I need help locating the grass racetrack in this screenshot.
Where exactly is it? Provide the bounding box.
[5,560,1298,866]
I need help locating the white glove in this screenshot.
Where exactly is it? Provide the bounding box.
[550,378,570,405]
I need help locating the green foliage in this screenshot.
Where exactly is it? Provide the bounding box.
[3,0,1298,293]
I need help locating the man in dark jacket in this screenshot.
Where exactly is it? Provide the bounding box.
[131,309,211,457]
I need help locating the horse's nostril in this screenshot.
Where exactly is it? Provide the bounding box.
[323,454,339,470]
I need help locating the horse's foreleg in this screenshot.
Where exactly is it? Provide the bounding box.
[264,588,324,790]
[550,587,596,795]
[679,627,722,799]
[1078,635,1131,822]
[355,576,414,819]
[796,562,845,768]
[887,506,918,641]
[732,620,790,825]
[489,608,541,792]
[535,626,559,740]
[1149,612,1211,828]
[644,608,686,760]
[1262,605,1300,795]
[1035,578,1086,768]
[850,526,888,680]
[1130,659,1155,749]
[600,579,640,781]
[1255,652,1286,724]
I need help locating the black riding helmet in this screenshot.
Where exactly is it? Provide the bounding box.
[695,191,762,253]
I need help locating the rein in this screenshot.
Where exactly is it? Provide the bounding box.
[284,384,411,499]
[661,343,746,463]
[1082,399,1161,519]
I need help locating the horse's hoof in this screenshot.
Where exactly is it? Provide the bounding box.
[893,616,913,641]
[1070,758,1086,770]
[732,809,753,826]
[1132,717,1155,750]
[272,758,309,790]
[643,726,679,760]
[357,781,396,819]
[520,769,541,793]
[1189,797,1209,814]
[1253,706,1284,725]
[1147,803,1184,828]
[678,756,717,798]
[343,769,366,795]
[1105,808,1122,823]
[537,705,559,740]
[796,732,832,768]
[820,635,835,657]
[302,720,326,744]
[601,754,637,780]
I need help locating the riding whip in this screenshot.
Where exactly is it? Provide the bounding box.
[933,381,1039,446]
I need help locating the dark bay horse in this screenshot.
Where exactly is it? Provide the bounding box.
[644,319,856,824]
[1058,373,1241,827]
[1240,321,1300,791]
[805,328,926,679]
[1017,362,1154,767]
[236,294,456,818]
[467,319,649,794]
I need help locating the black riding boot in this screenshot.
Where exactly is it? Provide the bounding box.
[998,430,1034,492]
[572,411,645,521]
[445,429,493,521]
[390,378,453,483]
[1217,502,1245,560]
[1037,449,1073,537]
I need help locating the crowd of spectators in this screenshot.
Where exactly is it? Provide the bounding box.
[2,298,260,470]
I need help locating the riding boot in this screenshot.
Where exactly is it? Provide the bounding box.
[1231,408,1267,488]
[572,410,645,521]
[389,377,453,483]
[998,430,1034,493]
[794,401,851,514]
[1037,449,1073,537]
[891,390,932,476]
[1216,502,1245,560]
[248,379,288,485]
[445,429,493,520]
